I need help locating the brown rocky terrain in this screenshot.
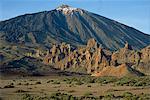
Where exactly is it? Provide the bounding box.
[91,63,144,77]
[42,38,150,77]
[1,38,148,77]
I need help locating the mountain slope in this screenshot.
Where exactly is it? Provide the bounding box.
[0,5,150,50]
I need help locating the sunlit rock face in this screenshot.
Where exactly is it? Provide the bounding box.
[91,63,144,77]
[43,38,150,76]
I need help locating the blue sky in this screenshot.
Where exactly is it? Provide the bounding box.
[0,0,150,34]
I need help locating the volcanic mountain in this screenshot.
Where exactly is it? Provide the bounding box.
[0,4,150,51]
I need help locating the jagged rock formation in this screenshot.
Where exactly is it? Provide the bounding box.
[43,38,150,77]
[141,45,150,62]
[43,42,71,65]
[111,44,150,75]
[135,46,150,75]
[1,37,149,77]
[43,38,111,74]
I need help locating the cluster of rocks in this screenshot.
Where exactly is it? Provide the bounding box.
[26,49,43,58]
[56,38,108,73]
[43,38,150,76]
[44,39,111,74]
[43,42,71,65]
[110,43,150,75]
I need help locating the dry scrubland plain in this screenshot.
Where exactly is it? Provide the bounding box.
[0,75,150,100]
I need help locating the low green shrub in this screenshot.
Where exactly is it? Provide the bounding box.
[75,81,83,85]
[47,80,54,83]
[115,77,150,87]
[84,92,93,97]
[68,90,76,93]
[22,94,34,100]
[87,85,92,87]
[52,81,60,84]
[104,93,115,98]
[17,83,22,85]
[19,92,150,100]
[24,83,30,85]
[123,92,133,97]
[50,92,77,100]
[35,81,41,84]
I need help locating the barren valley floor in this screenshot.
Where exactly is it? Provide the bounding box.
[0,75,150,100]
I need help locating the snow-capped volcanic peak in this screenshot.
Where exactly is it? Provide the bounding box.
[56,5,83,15]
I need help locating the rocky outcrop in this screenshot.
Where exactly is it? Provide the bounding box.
[135,45,150,75]
[86,38,97,49]
[91,63,144,77]
[111,43,139,65]
[124,42,133,50]
[141,45,150,62]
[44,38,111,74]
[110,43,150,75]
[43,39,150,76]
[43,42,71,65]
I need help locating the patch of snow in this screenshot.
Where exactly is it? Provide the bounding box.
[56,5,83,15]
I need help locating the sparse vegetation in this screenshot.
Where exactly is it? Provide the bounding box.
[20,92,150,100]
[24,83,30,85]
[50,92,76,100]
[1,76,150,100]
[104,93,115,99]
[75,80,83,85]
[52,81,60,84]
[10,83,14,85]
[35,81,41,84]
[61,76,150,87]
[17,83,22,85]
[122,92,139,100]
[84,92,93,97]
[0,97,2,100]
[115,76,150,87]
[22,94,34,100]
[15,89,27,93]
[3,84,14,88]
[68,90,76,93]
[47,80,54,83]
[87,85,92,87]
